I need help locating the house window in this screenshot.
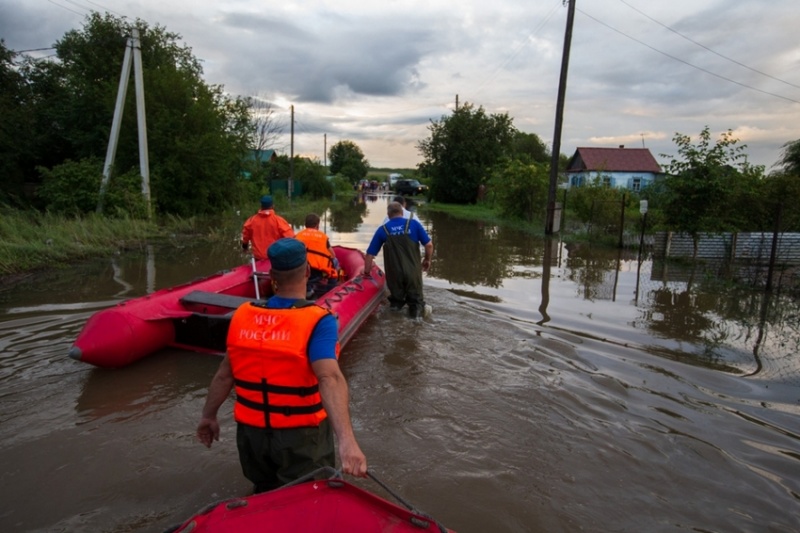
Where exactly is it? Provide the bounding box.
[632,177,641,192]
[571,175,584,187]
[602,176,611,187]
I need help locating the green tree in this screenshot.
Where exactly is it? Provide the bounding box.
[328,140,368,183]
[21,12,252,216]
[774,139,800,177]
[417,102,515,204]
[0,40,35,206]
[488,160,549,221]
[567,174,629,234]
[658,127,764,251]
[511,131,550,164]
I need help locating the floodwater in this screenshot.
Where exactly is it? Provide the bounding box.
[1,193,798,532]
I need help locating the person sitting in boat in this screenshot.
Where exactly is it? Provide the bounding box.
[196,238,368,492]
[241,195,294,260]
[295,213,340,299]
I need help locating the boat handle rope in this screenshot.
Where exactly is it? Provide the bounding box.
[366,469,448,533]
[288,467,447,532]
[323,280,364,308]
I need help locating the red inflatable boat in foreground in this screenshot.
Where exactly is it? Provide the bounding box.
[69,246,386,368]
[167,468,453,533]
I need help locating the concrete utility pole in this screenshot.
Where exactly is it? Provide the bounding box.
[98,29,151,219]
[545,0,575,235]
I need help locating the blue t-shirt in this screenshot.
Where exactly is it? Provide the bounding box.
[366,217,431,257]
[266,296,339,363]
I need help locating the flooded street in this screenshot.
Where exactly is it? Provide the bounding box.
[1,193,799,532]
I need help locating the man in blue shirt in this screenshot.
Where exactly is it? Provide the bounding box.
[364,202,433,318]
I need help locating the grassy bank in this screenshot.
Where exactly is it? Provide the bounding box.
[0,196,347,278]
[419,201,547,235]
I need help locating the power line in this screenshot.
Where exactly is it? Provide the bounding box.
[577,8,800,105]
[616,0,800,91]
[46,0,86,17]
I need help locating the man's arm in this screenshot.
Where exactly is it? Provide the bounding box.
[422,242,433,272]
[196,355,235,448]
[311,359,367,478]
[362,253,375,277]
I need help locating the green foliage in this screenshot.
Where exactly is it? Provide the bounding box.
[0,40,36,207]
[488,160,549,221]
[417,102,516,204]
[37,158,149,217]
[776,139,800,176]
[511,131,550,164]
[261,155,333,199]
[17,13,252,217]
[566,175,629,232]
[657,126,765,238]
[328,140,369,183]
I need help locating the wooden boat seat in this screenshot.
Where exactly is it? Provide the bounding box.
[180,290,257,309]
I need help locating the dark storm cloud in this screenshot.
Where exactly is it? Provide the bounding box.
[212,19,439,104]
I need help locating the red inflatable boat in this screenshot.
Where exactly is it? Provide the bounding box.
[168,468,453,533]
[69,246,386,368]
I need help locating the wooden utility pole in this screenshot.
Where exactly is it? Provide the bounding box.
[455,94,459,111]
[545,0,575,235]
[289,105,294,200]
[98,28,151,219]
[324,133,327,167]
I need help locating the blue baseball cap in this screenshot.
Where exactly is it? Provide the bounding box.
[260,195,273,209]
[268,238,307,271]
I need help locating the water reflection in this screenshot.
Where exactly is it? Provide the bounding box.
[2,195,799,532]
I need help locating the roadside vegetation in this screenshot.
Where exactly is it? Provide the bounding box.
[3,11,800,282]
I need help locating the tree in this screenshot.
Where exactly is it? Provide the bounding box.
[328,140,368,183]
[776,139,800,176]
[0,40,35,206]
[20,12,253,216]
[658,126,764,253]
[488,160,549,221]
[417,102,515,204]
[511,131,550,165]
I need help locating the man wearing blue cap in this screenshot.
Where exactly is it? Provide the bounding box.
[196,238,367,492]
[241,195,294,260]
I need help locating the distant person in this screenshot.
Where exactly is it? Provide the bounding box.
[295,213,340,299]
[241,195,294,260]
[382,195,418,224]
[364,202,433,318]
[196,238,367,492]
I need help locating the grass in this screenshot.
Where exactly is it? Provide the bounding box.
[0,195,353,278]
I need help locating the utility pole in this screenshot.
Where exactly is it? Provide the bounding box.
[545,0,575,235]
[98,28,151,219]
[455,94,459,111]
[324,133,327,168]
[289,105,294,201]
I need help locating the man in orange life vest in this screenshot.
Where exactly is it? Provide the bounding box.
[241,195,294,260]
[196,238,367,492]
[295,213,339,299]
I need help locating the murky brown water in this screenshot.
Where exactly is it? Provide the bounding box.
[1,193,799,532]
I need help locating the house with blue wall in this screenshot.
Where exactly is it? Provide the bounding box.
[566,146,662,191]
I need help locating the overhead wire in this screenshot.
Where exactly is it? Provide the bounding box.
[616,0,800,92]
[577,7,800,105]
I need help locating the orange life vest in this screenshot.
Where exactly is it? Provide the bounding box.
[227,302,340,429]
[296,228,338,278]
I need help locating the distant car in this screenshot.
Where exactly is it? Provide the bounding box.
[394,179,428,196]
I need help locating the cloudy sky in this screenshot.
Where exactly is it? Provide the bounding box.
[3,0,799,171]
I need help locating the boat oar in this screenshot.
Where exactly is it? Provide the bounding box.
[251,257,260,299]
